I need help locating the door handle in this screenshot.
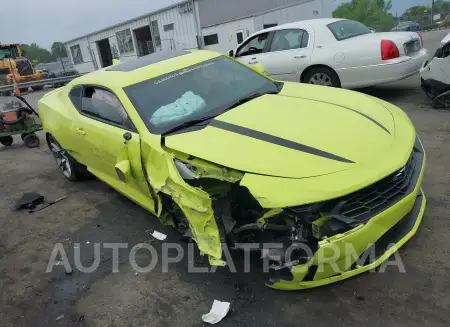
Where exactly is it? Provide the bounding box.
[294,55,307,59]
[76,128,86,136]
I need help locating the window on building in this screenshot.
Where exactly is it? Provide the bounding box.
[269,29,310,52]
[263,23,278,29]
[116,29,134,54]
[164,23,174,32]
[204,34,219,46]
[151,21,162,47]
[70,44,83,64]
[237,31,244,45]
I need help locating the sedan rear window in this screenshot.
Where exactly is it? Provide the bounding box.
[327,20,371,41]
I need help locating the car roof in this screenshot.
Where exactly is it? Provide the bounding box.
[71,50,222,89]
[256,18,345,33]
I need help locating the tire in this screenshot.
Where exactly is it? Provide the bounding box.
[0,136,13,146]
[47,135,88,181]
[32,86,44,91]
[303,67,341,88]
[23,133,40,148]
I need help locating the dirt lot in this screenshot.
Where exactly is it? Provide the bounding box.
[1,30,450,327]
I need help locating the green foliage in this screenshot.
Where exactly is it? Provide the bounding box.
[405,6,431,17]
[20,43,54,63]
[333,0,395,32]
[51,42,68,58]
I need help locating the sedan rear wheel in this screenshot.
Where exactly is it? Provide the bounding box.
[47,135,88,181]
[303,67,341,88]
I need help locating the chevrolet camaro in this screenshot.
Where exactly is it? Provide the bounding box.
[38,50,426,290]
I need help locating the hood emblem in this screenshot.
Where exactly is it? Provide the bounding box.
[393,166,406,181]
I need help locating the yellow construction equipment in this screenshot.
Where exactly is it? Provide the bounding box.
[0,44,45,92]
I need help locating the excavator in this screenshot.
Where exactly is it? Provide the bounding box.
[0,43,45,94]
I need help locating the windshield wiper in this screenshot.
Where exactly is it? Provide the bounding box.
[162,115,216,136]
[162,90,279,136]
[224,91,279,112]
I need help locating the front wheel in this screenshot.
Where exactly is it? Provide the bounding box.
[47,135,88,181]
[23,133,40,148]
[0,136,13,146]
[303,67,341,88]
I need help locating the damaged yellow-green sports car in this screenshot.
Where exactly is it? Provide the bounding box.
[38,50,426,290]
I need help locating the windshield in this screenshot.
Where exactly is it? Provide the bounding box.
[124,56,278,135]
[0,47,17,60]
[327,20,371,41]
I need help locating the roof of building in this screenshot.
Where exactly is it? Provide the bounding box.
[64,0,190,44]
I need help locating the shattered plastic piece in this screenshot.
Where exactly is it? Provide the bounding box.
[56,314,64,321]
[202,300,230,324]
[15,192,44,211]
[86,241,90,244]
[150,230,167,241]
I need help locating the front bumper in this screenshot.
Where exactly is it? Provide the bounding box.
[268,141,426,290]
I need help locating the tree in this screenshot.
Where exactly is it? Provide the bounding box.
[51,42,68,58]
[405,5,431,18]
[20,43,55,63]
[333,0,395,32]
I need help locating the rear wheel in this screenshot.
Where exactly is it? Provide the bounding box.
[23,133,40,148]
[0,136,13,146]
[303,67,341,88]
[47,135,88,181]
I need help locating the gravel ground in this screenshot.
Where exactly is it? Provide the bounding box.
[1,30,450,327]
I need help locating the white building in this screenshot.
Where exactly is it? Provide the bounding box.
[64,0,332,73]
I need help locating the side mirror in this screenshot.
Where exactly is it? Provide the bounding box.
[251,63,266,75]
[115,160,131,183]
[228,49,235,57]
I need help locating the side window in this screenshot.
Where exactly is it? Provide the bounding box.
[69,87,82,110]
[80,87,133,129]
[236,33,269,57]
[269,29,309,52]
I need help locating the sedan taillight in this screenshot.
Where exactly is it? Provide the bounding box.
[381,40,400,60]
[417,32,423,47]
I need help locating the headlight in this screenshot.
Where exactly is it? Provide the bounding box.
[174,160,199,180]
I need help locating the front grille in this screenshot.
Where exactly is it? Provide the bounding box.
[335,142,424,223]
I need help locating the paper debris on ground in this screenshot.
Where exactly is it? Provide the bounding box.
[202,300,230,324]
[149,230,167,241]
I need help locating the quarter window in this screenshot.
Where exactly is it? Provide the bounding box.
[269,29,309,52]
[69,87,82,110]
[79,87,133,129]
[236,33,269,57]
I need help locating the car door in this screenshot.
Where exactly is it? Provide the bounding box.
[235,32,271,67]
[69,85,156,214]
[262,28,313,82]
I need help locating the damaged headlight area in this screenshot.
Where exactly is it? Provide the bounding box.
[167,156,360,270]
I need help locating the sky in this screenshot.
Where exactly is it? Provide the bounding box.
[0,0,435,50]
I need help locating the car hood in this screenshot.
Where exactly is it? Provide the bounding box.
[164,83,395,179]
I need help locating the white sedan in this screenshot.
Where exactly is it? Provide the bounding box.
[229,18,428,89]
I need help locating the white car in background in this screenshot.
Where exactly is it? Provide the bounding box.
[229,18,428,89]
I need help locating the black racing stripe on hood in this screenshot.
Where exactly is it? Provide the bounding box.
[210,120,355,164]
[282,95,391,135]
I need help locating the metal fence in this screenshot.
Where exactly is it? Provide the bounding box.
[0,75,82,94]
